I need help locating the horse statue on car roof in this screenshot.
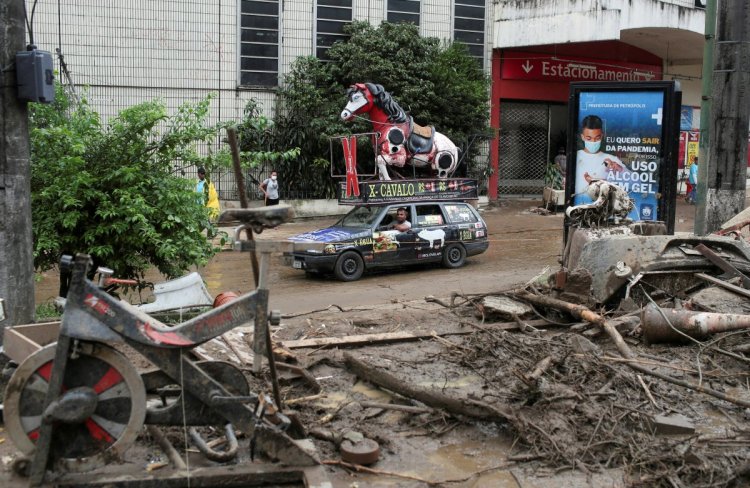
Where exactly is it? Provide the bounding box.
[340,83,459,180]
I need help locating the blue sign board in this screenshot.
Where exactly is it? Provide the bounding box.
[680,106,693,131]
[572,90,665,221]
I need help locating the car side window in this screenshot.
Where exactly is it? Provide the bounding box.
[377,208,400,230]
[415,204,445,227]
[443,204,477,224]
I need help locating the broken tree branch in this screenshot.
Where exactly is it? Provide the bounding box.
[343,353,513,422]
[514,291,750,409]
[524,356,554,385]
[282,330,473,350]
[281,304,373,318]
[146,425,187,470]
[322,459,516,487]
[637,374,659,409]
[513,291,635,359]
[359,401,433,414]
[275,362,321,393]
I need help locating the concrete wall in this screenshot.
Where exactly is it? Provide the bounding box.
[29,0,495,124]
[494,0,703,48]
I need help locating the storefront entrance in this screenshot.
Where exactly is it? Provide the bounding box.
[498,101,567,196]
[489,43,665,200]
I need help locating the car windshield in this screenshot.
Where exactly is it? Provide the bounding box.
[336,206,383,228]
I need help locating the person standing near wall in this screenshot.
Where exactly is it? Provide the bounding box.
[687,157,698,204]
[260,170,280,206]
[554,146,567,188]
[196,166,220,221]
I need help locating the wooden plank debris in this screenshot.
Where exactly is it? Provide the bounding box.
[696,273,750,299]
[3,321,60,363]
[281,319,554,349]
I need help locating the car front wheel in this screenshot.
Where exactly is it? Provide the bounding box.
[442,244,466,269]
[334,251,364,281]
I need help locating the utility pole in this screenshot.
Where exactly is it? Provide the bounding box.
[0,0,35,335]
[694,0,715,234]
[695,0,750,234]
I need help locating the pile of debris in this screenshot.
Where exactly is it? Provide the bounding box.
[423,283,750,486]
[183,213,750,485]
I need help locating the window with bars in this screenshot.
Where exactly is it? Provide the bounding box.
[387,0,420,25]
[316,0,353,59]
[453,0,485,66]
[240,0,280,87]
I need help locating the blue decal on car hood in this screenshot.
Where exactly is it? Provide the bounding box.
[288,227,364,243]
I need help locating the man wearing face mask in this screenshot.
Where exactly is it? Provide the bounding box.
[260,170,280,206]
[573,115,628,204]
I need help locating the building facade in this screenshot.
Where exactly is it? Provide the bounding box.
[489,0,706,199]
[26,0,706,200]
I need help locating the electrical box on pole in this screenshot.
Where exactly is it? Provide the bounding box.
[15,48,54,103]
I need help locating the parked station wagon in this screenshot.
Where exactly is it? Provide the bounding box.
[287,201,489,281]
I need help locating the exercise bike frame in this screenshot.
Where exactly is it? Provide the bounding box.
[27,209,316,485]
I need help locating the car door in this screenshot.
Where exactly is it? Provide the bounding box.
[411,203,448,262]
[371,205,405,266]
[443,202,480,244]
[393,204,420,262]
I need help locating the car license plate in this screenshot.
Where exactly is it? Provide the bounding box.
[293,260,302,269]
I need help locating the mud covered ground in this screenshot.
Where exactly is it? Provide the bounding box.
[3,198,750,487]
[240,289,750,487]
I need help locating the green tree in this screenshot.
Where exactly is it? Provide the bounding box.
[232,100,300,176]
[30,86,221,282]
[274,21,491,193]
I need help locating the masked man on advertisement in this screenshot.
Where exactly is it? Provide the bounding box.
[573,115,630,204]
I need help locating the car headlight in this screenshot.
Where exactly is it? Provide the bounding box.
[323,244,336,254]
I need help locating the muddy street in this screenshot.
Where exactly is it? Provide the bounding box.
[34,199,568,312]
[33,198,702,312]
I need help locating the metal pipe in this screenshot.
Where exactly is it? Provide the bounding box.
[641,303,750,344]
[188,424,239,463]
[146,425,187,470]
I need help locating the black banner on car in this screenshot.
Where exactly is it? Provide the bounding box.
[338,179,479,205]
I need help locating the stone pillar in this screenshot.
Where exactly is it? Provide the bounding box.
[0,0,36,335]
[695,0,750,234]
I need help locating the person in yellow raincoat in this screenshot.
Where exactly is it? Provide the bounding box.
[195,167,220,221]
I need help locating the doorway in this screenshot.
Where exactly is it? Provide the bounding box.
[498,101,567,196]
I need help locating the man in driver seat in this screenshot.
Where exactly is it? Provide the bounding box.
[392,207,411,232]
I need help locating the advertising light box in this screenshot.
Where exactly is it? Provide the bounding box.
[566,81,681,234]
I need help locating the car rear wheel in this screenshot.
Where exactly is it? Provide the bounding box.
[334,251,364,281]
[442,244,466,269]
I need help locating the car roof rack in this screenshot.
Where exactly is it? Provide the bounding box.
[338,178,479,206]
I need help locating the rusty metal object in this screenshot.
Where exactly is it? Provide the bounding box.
[5,342,146,474]
[696,273,750,299]
[553,269,567,290]
[142,361,251,426]
[641,303,750,343]
[11,247,318,486]
[715,218,750,239]
[694,243,750,288]
[340,438,380,465]
[189,424,239,462]
[562,226,750,304]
